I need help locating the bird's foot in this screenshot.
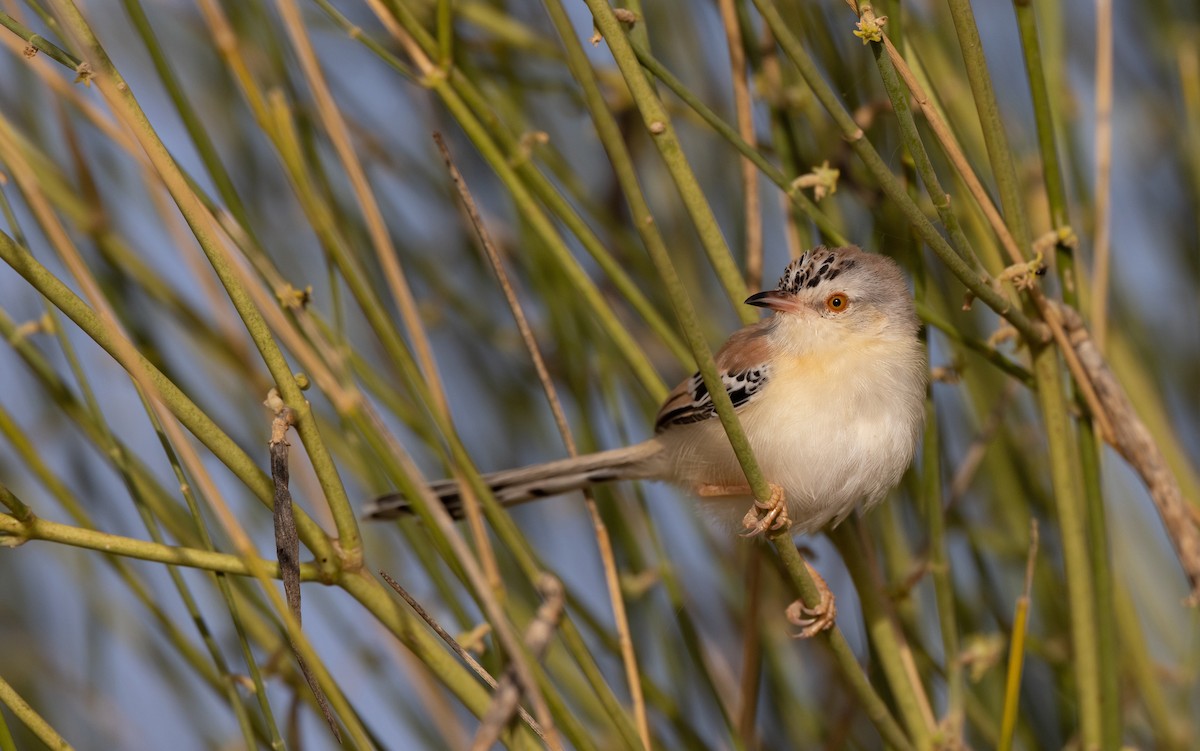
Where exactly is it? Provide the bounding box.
[785,560,836,639]
[739,483,790,538]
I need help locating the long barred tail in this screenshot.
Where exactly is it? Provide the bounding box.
[363,441,663,520]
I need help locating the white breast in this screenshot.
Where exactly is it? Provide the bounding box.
[660,337,926,532]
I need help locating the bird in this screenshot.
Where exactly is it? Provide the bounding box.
[366,245,927,635]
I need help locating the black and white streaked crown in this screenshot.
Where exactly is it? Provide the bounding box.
[777,246,859,294]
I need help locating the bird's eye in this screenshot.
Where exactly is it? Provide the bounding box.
[825,292,850,313]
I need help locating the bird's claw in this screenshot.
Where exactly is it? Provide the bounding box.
[740,484,790,537]
[785,562,836,638]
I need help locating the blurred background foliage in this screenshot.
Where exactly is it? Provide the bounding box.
[0,0,1198,749]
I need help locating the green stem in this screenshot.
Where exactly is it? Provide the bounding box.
[771,532,916,751]
[584,0,756,324]
[862,8,984,274]
[0,483,30,521]
[1029,345,1102,747]
[0,705,15,751]
[1079,418,1120,750]
[921,400,964,740]
[436,0,452,65]
[0,10,79,69]
[1012,0,1068,231]
[944,0,1031,250]
[1013,8,1118,744]
[0,512,323,580]
[829,522,933,750]
[915,301,1034,387]
[310,0,416,80]
[0,675,71,751]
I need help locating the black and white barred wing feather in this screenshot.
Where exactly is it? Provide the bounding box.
[654,320,774,432]
[654,366,771,430]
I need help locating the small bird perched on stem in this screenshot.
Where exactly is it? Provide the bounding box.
[366,245,927,635]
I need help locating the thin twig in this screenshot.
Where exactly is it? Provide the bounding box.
[0,481,32,521]
[1091,0,1114,353]
[266,393,302,619]
[0,10,80,69]
[357,397,563,749]
[377,570,544,740]
[433,132,651,750]
[1035,295,1115,443]
[265,391,339,741]
[0,510,322,580]
[718,0,762,290]
[471,576,565,751]
[948,384,1016,508]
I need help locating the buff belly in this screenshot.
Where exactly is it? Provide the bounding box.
[660,345,925,533]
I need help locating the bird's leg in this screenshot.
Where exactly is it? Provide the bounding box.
[694,482,791,537]
[695,483,752,497]
[785,560,837,638]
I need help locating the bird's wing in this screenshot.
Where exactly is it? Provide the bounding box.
[654,320,774,432]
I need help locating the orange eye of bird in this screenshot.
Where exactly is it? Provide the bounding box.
[825,292,850,313]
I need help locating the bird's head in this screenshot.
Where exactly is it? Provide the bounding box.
[745,245,918,345]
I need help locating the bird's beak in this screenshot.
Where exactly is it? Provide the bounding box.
[744,290,798,312]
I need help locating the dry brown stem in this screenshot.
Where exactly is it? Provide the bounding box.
[1054,303,1200,604]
